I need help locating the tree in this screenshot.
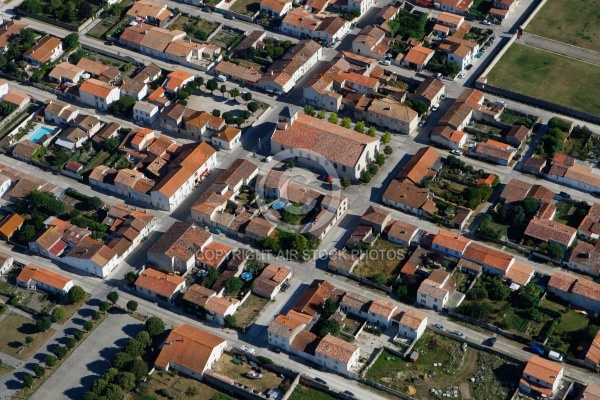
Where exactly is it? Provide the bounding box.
[186,387,200,396]
[369,164,379,175]
[384,145,393,155]
[5,61,18,75]
[34,364,45,378]
[328,113,338,124]
[322,298,338,319]
[466,286,488,300]
[52,307,66,323]
[229,88,240,100]
[65,337,76,350]
[82,392,99,400]
[112,352,132,369]
[63,33,79,50]
[136,331,152,348]
[340,177,351,189]
[242,92,252,103]
[206,79,218,93]
[405,100,429,116]
[124,339,145,357]
[522,196,540,215]
[17,225,36,243]
[78,1,94,19]
[516,282,542,309]
[102,368,119,383]
[317,110,326,119]
[367,126,377,137]
[53,346,68,359]
[27,191,65,215]
[319,319,340,337]
[303,105,315,116]
[37,317,52,332]
[219,85,227,97]
[115,371,136,392]
[23,373,33,388]
[130,359,149,380]
[247,101,259,113]
[21,0,42,13]
[98,301,110,315]
[109,96,136,117]
[83,321,94,332]
[360,171,372,183]
[107,291,119,305]
[224,314,237,328]
[546,243,565,261]
[233,116,245,127]
[287,160,295,169]
[73,330,83,341]
[91,379,108,395]
[341,118,352,128]
[0,101,17,117]
[91,311,101,321]
[444,61,461,77]
[222,111,234,124]
[381,131,392,144]
[241,110,252,121]
[145,316,165,337]
[375,154,386,166]
[68,285,85,304]
[45,355,57,368]
[224,277,243,295]
[86,196,103,211]
[126,300,138,313]
[354,121,365,133]
[512,205,526,224]
[104,384,123,400]
[25,336,34,347]
[488,277,510,301]
[458,302,493,320]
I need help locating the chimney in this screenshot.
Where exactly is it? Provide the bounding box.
[271,70,274,76]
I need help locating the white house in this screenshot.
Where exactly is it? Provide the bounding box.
[252,264,292,300]
[78,78,121,111]
[367,298,397,328]
[211,127,241,151]
[260,0,293,18]
[417,278,450,311]
[519,356,564,398]
[0,251,13,275]
[23,36,63,67]
[134,268,186,303]
[16,264,73,295]
[280,9,351,44]
[431,230,471,257]
[397,309,428,340]
[315,335,360,375]
[44,100,80,125]
[133,101,160,125]
[154,324,227,380]
[267,314,306,351]
[204,296,241,325]
[62,236,119,278]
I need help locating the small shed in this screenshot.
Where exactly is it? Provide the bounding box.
[409,351,419,362]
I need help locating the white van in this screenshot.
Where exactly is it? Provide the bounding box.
[217,74,227,82]
[548,351,563,362]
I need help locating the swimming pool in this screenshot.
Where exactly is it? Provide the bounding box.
[28,125,55,143]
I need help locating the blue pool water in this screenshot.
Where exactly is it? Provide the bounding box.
[28,125,55,143]
[241,272,253,281]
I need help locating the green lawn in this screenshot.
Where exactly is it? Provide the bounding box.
[234,294,268,328]
[289,385,337,400]
[0,313,56,360]
[487,43,600,116]
[229,0,260,15]
[527,0,600,51]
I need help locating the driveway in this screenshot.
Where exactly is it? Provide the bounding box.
[31,312,144,400]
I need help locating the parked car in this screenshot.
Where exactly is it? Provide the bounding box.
[548,350,564,362]
[440,94,447,100]
[210,227,222,234]
[202,6,212,11]
[314,377,328,385]
[240,345,255,354]
[465,64,473,70]
[482,19,491,25]
[451,150,463,156]
[264,156,273,162]
[436,73,443,80]
[216,74,227,82]
[273,347,282,353]
[433,324,446,331]
[559,191,571,199]
[343,391,356,398]
[530,343,545,355]
[224,14,235,19]
[452,330,466,339]
[381,60,391,66]
[484,337,497,347]
[457,72,466,79]
[431,103,440,112]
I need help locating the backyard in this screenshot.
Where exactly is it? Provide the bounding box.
[135,370,225,400]
[552,200,589,228]
[353,240,407,284]
[229,0,260,16]
[526,0,600,51]
[487,43,600,116]
[365,332,520,399]
[169,15,219,41]
[234,294,269,328]
[211,28,245,49]
[0,313,57,360]
[213,353,286,392]
[540,295,593,355]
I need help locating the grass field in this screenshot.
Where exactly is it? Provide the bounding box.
[0,313,56,360]
[354,240,407,281]
[229,0,260,15]
[526,0,600,51]
[134,371,225,400]
[366,332,520,400]
[234,294,269,328]
[289,385,337,400]
[213,353,284,391]
[487,43,600,116]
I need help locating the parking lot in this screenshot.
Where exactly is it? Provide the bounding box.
[187,91,249,115]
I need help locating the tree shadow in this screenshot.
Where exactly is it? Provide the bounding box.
[16,322,39,335]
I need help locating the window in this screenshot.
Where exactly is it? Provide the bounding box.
[280,145,284,150]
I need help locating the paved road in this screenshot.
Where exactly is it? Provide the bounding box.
[31,312,144,400]
[519,32,600,65]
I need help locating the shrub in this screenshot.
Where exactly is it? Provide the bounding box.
[384,145,393,155]
[257,356,273,365]
[68,286,86,304]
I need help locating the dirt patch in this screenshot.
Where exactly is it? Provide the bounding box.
[460,382,472,399]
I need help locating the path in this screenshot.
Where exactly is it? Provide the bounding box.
[519,32,600,66]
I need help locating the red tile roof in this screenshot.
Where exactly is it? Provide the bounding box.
[17,264,72,291]
[135,268,185,298]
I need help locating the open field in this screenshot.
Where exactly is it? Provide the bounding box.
[213,353,285,391]
[365,332,520,399]
[229,0,260,15]
[526,0,600,52]
[0,313,56,360]
[135,370,225,400]
[289,385,337,400]
[487,43,600,116]
[235,294,269,327]
[354,240,407,281]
